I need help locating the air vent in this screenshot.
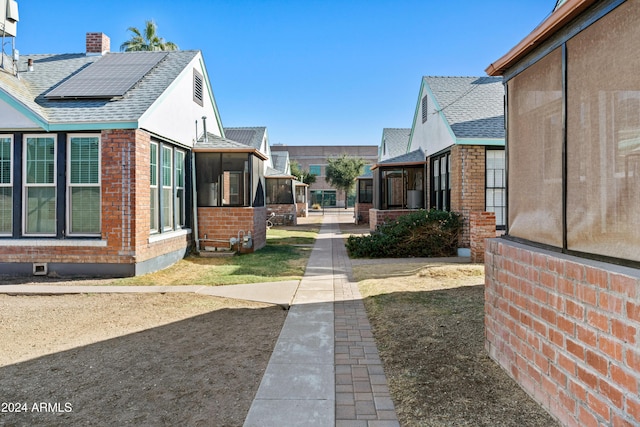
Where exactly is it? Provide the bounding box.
[193,69,204,106]
[421,95,428,123]
[33,262,47,276]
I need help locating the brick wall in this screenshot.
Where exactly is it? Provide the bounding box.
[469,211,495,263]
[355,203,373,225]
[369,209,416,231]
[485,239,640,427]
[197,206,266,252]
[267,204,297,225]
[450,145,486,248]
[0,129,191,275]
[296,202,307,217]
[86,32,110,54]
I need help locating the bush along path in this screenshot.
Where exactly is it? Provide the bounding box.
[346,210,462,258]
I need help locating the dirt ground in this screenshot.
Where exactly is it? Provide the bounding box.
[355,262,559,427]
[0,293,286,426]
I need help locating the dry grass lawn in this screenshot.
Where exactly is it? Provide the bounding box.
[354,261,558,427]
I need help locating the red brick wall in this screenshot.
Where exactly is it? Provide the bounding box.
[369,209,416,231]
[86,32,110,54]
[470,211,495,263]
[267,204,297,225]
[197,206,266,252]
[355,203,373,225]
[0,129,191,274]
[485,239,640,427]
[450,145,486,248]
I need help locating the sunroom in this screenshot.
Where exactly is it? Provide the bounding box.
[193,135,267,252]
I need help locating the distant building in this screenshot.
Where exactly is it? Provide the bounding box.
[271,145,378,208]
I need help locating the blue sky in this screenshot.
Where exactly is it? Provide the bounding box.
[14,0,554,146]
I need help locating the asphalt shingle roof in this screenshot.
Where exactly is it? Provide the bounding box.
[270,151,289,173]
[0,50,199,125]
[194,133,251,150]
[224,127,266,150]
[424,76,504,139]
[381,128,411,159]
[378,148,425,166]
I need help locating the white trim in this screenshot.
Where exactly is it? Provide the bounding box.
[161,145,174,231]
[22,134,57,237]
[175,149,186,229]
[150,141,159,233]
[148,228,191,244]
[66,134,102,237]
[0,239,108,247]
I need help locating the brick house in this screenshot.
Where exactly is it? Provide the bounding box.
[368,77,505,253]
[223,127,301,224]
[0,33,226,276]
[355,128,410,225]
[485,0,640,425]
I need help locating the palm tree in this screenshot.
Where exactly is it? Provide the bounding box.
[120,20,178,52]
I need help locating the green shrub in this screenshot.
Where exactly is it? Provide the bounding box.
[346,209,463,258]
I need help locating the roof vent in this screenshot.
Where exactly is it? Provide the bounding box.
[193,69,204,106]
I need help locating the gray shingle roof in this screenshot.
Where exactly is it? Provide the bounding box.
[424,76,504,139]
[270,151,289,173]
[378,148,425,166]
[194,133,251,150]
[224,127,266,150]
[380,128,411,159]
[265,166,293,178]
[0,50,199,126]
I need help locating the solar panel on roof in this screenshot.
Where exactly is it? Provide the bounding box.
[45,51,168,99]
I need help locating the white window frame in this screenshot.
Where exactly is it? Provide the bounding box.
[66,134,101,237]
[150,142,159,234]
[23,134,57,237]
[175,149,186,229]
[0,135,13,236]
[161,145,173,231]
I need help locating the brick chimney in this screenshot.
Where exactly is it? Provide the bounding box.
[86,32,110,56]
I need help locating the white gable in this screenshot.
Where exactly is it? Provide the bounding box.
[139,52,222,147]
[0,97,41,129]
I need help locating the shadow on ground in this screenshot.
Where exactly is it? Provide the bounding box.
[0,302,287,427]
[362,285,558,427]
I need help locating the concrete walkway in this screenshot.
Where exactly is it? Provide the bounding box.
[1,213,400,426]
[244,214,399,426]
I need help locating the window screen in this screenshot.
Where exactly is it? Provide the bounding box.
[507,48,563,247]
[150,142,158,232]
[566,1,640,262]
[0,137,12,234]
[486,149,506,227]
[68,136,100,235]
[161,146,173,230]
[24,136,56,235]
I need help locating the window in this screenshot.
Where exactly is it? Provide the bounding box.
[381,166,424,209]
[150,142,158,232]
[175,150,186,228]
[486,149,506,228]
[422,95,429,123]
[309,165,322,176]
[358,179,372,204]
[507,48,563,247]
[266,178,293,204]
[363,165,372,175]
[161,146,173,230]
[24,136,56,235]
[431,152,450,211]
[565,1,640,262]
[193,69,204,106]
[195,152,250,207]
[68,135,100,235]
[0,136,12,234]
